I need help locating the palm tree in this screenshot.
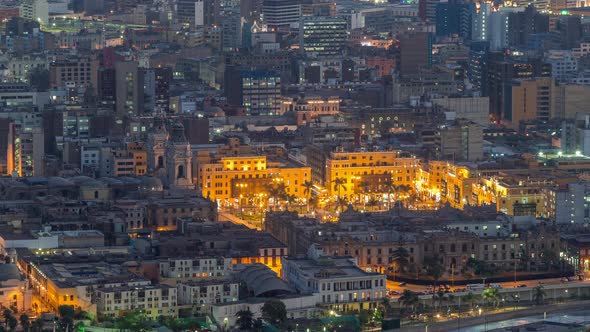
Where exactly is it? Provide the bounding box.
[19,314,29,332]
[435,289,446,309]
[462,292,480,310]
[367,196,380,211]
[265,182,287,210]
[385,179,411,211]
[393,247,410,273]
[301,180,313,212]
[532,285,546,305]
[333,177,347,198]
[31,319,43,332]
[235,309,254,330]
[399,290,420,313]
[423,255,444,291]
[3,310,13,329]
[482,288,500,307]
[379,297,392,318]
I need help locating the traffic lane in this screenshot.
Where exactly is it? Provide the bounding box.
[386,277,588,297]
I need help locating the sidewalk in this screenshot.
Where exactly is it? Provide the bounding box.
[399,300,590,332]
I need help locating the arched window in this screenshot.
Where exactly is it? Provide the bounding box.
[94,191,99,199]
[177,165,185,179]
[157,156,164,168]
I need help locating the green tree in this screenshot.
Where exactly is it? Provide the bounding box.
[482,288,500,307]
[261,299,287,327]
[252,318,264,332]
[392,246,410,272]
[435,289,446,309]
[379,297,392,317]
[3,310,13,329]
[399,290,420,313]
[462,292,480,310]
[533,285,546,305]
[265,182,287,210]
[31,319,43,332]
[19,314,29,332]
[423,255,444,289]
[58,305,75,332]
[541,249,559,270]
[385,179,411,211]
[333,177,347,198]
[115,309,148,332]
[7,316,16,332]
[235,309,254,330]
[301,180,313,211]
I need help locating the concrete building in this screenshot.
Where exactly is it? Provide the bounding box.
[20,0,48,26]
[546,182,590,225]
[177,280,239,308]
[506,77,557,129]
[95,284,178,319]
[282,244,387,311]
[431,97,490,126]
[437,119,484,162]
[115,61,144,116]
[398,32,432,78]
[262,0,301,28]
[158,257,233,281]
[48,56,99,93]
[225,68,281,116]
[300,16,347,58]
[545,50,578,83]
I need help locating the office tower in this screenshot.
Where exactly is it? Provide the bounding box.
[20,0,49,25]
[471,2,492,42]
[48,56,99,92]
[468,41,489,94]
[221,8,243,51]
[506,77,556,129]
[300,16,347,58]
[262,0,301,28]
[418,0,439,22]
[436,1,473,38]
[115,61,144,115]
[437,119,483,162]
[398,32,432,78]
[487,53,551,122]
[557,16,582,49]
[143,67,172,114]
[177,0,219,27]
[0,118,15,176]
[225,67,281,116]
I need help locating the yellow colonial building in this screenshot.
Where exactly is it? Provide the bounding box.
[418,161,479,209]
[195,154,311,206]
[325,150,419,196]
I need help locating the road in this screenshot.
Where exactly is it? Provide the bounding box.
[386,277,586,298]
[401,300,590,332]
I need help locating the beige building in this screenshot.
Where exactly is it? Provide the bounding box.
[95,284,178,319]
[506,77,557,129]
[554,84,590,119]
[437,119,483,162]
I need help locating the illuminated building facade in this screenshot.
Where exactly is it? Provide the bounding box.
[325,150,419,197]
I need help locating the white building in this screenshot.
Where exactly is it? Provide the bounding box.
[545,50,578,82]
[95,284,178,319]
[20,0,49,26]
[281,245,386,312]
[158,257,233,280]
[548,181,590,225]
[177,280,239,309]
[0,231,59,251]
[471,2,491,42]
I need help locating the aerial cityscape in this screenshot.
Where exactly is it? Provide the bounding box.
[1,0,590,331]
